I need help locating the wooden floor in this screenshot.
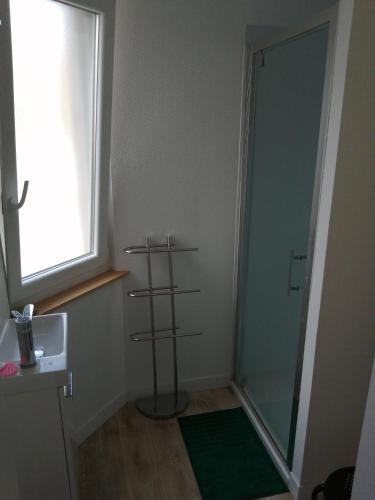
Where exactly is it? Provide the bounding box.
[79,387,292,500]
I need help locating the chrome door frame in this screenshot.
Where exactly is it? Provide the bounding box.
[232,4,339,468]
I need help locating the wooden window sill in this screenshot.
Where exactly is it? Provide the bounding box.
[35,270,129,315]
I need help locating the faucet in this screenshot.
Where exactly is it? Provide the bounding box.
[11,304,36,368]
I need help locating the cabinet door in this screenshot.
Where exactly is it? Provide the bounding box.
[6,388,71,500]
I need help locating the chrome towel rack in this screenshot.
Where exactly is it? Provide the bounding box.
[127,288,200,298]
[124,235,202,419]
[125,246,198,254]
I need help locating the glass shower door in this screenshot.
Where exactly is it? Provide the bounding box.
[237,26,329,460]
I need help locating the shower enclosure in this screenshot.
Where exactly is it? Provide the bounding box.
[235,12,335,467]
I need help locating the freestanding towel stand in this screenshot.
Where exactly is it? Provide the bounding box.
[124,235,202,419]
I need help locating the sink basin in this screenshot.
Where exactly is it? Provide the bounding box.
[0,314,66,362]
[0,313,68,394]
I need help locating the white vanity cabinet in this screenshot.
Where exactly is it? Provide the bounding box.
[0,313,77,500]
[2,388,73,500]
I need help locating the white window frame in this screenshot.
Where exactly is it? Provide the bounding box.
[0,0,116,305]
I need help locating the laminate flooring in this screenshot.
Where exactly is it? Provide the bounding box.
[79,387,293,500]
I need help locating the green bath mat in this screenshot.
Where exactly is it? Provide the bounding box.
[178,407,288,500]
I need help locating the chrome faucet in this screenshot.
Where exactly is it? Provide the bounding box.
[11,304,36,368]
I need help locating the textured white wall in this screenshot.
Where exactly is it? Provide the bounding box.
[110,0,335,396]
[296,0,375,496]
[352,358,375,500]
[57,279,126,443]
[0,143,9,326]
[0,253,9,327]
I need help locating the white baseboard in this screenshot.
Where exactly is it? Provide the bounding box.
[126,373,231,402]
[72,392,127,445]
[231,381,301,499]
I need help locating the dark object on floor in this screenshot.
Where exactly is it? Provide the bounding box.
[178,407,288,500]
[311,467,355,499]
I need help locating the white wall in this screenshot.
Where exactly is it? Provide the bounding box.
[0,133,10,324]
[352,357,375,500]
[296,0,375,496]
[110,0,335,397]
[57,279,126,444]
[0,241,9,327]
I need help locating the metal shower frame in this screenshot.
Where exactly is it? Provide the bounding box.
[232,5,338,469]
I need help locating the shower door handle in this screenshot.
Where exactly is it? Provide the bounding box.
[287,250,307,296]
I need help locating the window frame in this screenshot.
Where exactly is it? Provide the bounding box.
[0,0,116,305]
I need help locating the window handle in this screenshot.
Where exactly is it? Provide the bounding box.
[9,180,29,210]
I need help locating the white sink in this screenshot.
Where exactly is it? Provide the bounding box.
[0,313,68,394]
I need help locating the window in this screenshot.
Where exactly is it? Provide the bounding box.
[0,0,115,304]
[11,0,97,278]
